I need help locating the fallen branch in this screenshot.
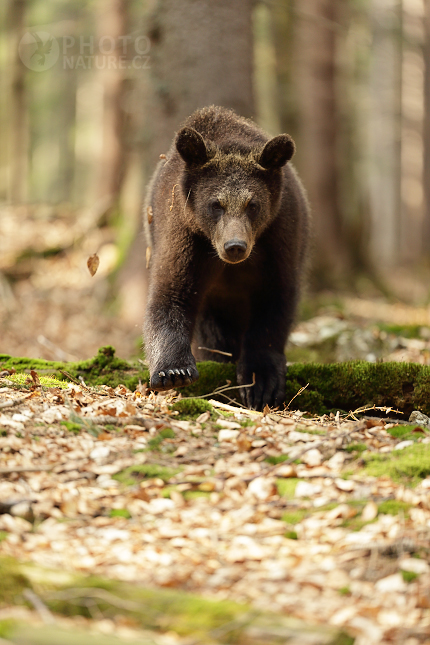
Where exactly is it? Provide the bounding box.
[197,346,233,357]
[0,465,53,474]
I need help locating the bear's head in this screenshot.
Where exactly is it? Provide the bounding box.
[175,127,295,264]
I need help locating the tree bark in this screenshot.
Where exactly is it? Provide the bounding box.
[145,0,255,164]
[292,0,350,287]
[95,0,129,203]
[367,0,402,268]
[8,0,28,203]
[118,0,255,329]
[423,0,430,253]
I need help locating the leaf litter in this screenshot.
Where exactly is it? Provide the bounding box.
[0,373,430,645]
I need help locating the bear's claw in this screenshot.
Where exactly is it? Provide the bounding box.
[150,365,199,390]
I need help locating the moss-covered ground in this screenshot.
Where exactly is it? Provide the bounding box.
[0,558,350,645]
[3,346,430,416]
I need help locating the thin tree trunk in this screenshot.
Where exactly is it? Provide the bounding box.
[367,0,402,268]
[8,0,28,203]
[292,0,350,287]
[95,0,128,202]
[272,0,297,136]
[423,0,430,254]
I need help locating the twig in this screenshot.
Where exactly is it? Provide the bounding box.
[345,404,404,422]
[59,370,90,391]
[0,465,53,474]
[181,375,255,401]
[285,383,309,410]
[23,588,55,624]
[209,399,261,416]
[79,415,153,426]
[197,346,233,357]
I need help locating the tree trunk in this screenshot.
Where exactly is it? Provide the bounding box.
[145,0,255,164]
[95,0,129,203]
[118,0,255,329]
[292,0,350,287]
[272,0,297,137]
[423,0,430,254]
[367,0,402,269]
[8,0,28,203]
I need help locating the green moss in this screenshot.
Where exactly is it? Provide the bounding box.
[179,361,237,399]
[296,426,327,436]
[346,500,367,510]
[47,574,250,637]
[378,500,411,517]
[0,346,143,391]
[0,532,9,543]
[60,421,82,434]
[285,530,298,540]
[0,558,350,644]
[240,419,256,427]
[338,587,351,596]
[183,490,211,501]
[265,454,290,465]
[0,558,30,605]
[331,635,355,645]
[387,425,424,442]
[0,619,15,639]
[344,443,367,454]
[5,347,430,417]
[109,509,131,519]
[364,443,430,485]
[3,373,71,390]
[282,509,308,525]
[286,361,430,416]
[113,463,182,487]
[401,570,419,583]
[170,398,212,419]
[148,427,176,451]
[377,323,422,339]
[276,478,300,499]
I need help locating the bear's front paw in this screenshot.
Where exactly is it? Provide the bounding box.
[150,364,199,390]
[237,351,286,411]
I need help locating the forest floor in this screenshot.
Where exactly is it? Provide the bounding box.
[0,375,430,644]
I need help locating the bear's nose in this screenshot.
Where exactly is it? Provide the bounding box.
[224,239,248,262]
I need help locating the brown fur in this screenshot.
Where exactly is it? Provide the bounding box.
[143,106,310,410]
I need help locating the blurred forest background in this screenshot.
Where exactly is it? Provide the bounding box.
[1,0,430,363]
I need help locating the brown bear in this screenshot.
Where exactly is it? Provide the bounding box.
[143,105,309,410]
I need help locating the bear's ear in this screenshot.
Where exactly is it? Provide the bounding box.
[176,127,209,166]
[258,134,295,170]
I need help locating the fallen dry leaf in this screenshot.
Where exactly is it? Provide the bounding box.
[87,253,100,276]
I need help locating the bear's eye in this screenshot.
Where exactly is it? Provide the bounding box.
[209,200,224,218]
[247,200,260,218]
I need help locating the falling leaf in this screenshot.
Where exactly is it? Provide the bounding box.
[87,253,100,277]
